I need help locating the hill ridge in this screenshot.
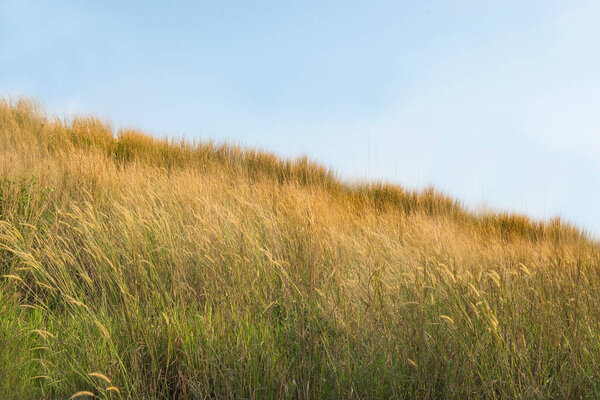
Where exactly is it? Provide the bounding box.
[1,98,599,399]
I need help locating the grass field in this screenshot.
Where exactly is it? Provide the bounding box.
[1,98,599,399]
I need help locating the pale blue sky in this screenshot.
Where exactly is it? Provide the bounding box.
[1,1,599,236]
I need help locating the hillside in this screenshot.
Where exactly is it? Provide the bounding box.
[1,99,599,399]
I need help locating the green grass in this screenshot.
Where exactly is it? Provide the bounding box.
[1,98,599,399]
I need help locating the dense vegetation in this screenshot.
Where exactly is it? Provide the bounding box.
[1,99,599,399]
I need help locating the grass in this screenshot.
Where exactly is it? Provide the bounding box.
[1,98,599,399]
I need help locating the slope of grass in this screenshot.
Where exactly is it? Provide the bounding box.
[1,98,599,399]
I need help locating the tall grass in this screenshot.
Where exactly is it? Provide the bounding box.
[1,98,599,399]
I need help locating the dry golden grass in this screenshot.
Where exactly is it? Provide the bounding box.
[1,98,599,399]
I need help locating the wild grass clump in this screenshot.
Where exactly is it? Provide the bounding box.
[1,98,599,399]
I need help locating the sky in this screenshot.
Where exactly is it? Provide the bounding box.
[1,0,599,237]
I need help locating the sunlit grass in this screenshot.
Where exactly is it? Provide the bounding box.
[1,98,599,399]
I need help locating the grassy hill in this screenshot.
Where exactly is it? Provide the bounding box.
[1,99,599,399]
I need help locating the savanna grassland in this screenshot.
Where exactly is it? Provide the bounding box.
[1,99,599,399]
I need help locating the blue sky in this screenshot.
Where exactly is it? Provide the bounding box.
[1,1,599,236]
